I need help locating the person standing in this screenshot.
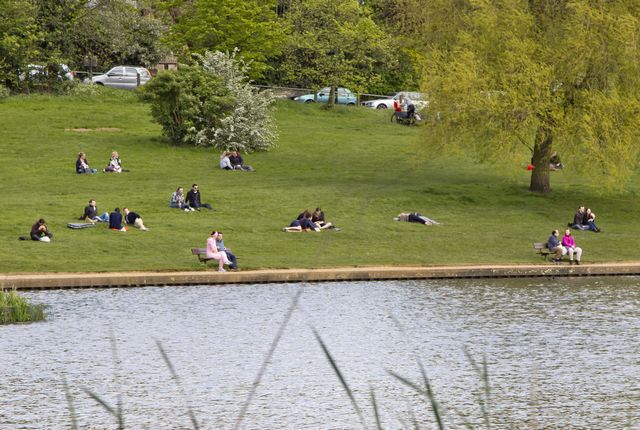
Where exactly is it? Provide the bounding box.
[123,207,149,231]
[206,231,232,272]
[81,199,109,223]
[30,218,53,242]
[561,229,582,265]
[547,229,565,263]
[215,232,237,269]
[185,184,213,210]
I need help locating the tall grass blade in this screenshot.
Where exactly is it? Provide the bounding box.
[388,370,444,430]
[62,377,78,430]
[416,360,444,430]
[233,288,303,430]
[313,328,368,430]
[463,348,491,429]
[82,388,118,420]
[110,332,125,430]
[156,340,200,430]
[370,386,383,430]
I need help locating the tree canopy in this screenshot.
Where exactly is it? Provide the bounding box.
[411,0,640,192]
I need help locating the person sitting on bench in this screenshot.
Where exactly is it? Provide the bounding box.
[547,229,564,263]
[207,231,233,272]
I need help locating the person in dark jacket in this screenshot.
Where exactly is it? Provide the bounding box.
[185,184,213,210]
[76,152,97,174]
[109,208,126,231]
[30,218,53,242]
[81,199,109,223]
[229,151,254,171]
[547,229,564,263]
[123,207,148,231]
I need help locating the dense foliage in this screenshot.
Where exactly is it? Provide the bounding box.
[141,51,277,151]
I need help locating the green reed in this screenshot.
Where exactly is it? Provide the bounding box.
[0,289,46,324]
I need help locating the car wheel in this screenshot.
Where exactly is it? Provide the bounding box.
[376,104,387,109]
[347,102,356,105]
[305,99,315,103]
[95,82,104,86]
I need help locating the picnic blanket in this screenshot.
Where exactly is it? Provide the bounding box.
[67,222,96,229]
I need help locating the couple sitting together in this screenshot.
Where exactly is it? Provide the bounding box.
[206,231,238,272]
[547,229,583,264]
[170,184,213,211]
[569,206,600,232]
[220,150,254,171]
[282,208,335,232]
[76,151,126,174]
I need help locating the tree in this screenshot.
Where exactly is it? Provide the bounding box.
[141,51,278,152]
[159,0,285,79]
[413,0,640,192]
[277,0,396,95]
[0,0,39,89]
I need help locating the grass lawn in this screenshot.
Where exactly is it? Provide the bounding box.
[1,89,638,273]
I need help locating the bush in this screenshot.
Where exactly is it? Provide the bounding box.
[0,290,45,324]
[0,85,9,99]
[141,50,278,152]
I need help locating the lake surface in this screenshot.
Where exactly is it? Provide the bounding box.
[1,278,639,429]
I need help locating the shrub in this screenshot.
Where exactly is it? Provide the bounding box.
[141,50,278,152]
[0,85,9,99]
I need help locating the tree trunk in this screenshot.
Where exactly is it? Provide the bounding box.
[325,85,336,109]
[529,125,553,193]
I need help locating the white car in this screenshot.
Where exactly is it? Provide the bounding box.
[20,64,75,81]
[361,91,428,110]
[92,66,151,90]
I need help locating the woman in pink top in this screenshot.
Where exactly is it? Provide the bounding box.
[206,231,232,272]
[561,229,583,265]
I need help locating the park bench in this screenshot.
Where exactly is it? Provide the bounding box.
[533,242,550,260]
[191,248,213,264]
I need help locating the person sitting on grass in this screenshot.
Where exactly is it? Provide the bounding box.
[311,207,334,229]
[123,207,149,231]
[186,184,213,211]
[547,229,564,263]
[170,186,190,211]
[220,151,233,170]
[229,150,254,171]
[76,152,97,174]
[206,231,233,272]
[109,208,127,231]
[561,229,582,265]
[30,218,53,242]
[104,151,123,173]
[570,206,587,230]
[81,199,109,223]
[283,211,320,232]
[215,232,237,270]
[584,208,601,232]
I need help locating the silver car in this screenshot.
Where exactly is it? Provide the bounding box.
[92,66,151,89]
[361,91,428,110]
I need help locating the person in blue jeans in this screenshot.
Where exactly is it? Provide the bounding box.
[547,229,564,263]
[215,232,237,269]
[81,199,109,223]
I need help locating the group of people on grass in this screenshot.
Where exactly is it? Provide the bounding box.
[546,204,602,264]
[220,150,254,171]
[80,199,149,231]
[282,208,335,232]
[170,184,213,211]
[76,151,125,174]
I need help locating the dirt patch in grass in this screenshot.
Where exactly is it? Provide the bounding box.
[65,127,122,132]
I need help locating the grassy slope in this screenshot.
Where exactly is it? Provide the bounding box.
[0,90,638,273]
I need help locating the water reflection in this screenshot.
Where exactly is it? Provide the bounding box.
[0,277,638,429]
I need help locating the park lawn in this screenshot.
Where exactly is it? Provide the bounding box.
[0,89,638,273]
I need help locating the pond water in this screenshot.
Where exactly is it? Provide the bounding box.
[1,277,639,429]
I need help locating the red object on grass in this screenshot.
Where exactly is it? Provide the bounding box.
[527,164,534,170]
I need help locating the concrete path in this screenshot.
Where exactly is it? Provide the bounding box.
[2,262,640,290]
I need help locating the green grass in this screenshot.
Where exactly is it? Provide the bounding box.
[0,290,46,323]
[0,89,638,272]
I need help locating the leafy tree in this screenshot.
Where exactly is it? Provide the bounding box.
[141,51,277,152]
[412,0,640,192]
[159,0,285,79]
[140,64,232,145]
[277,0,396,95]
[0,0,39,89]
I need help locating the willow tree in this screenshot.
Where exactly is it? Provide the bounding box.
[415,0,640,193]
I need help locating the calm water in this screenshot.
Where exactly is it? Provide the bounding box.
[0,278,639,429]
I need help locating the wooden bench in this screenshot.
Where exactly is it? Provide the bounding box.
[191,248,213,264]
[533,242,550,260]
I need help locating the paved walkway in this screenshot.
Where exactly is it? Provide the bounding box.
[2,262,640,290]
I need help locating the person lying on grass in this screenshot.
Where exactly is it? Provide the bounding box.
[393,213,440,225]
[283,210,320,232]
[123,208,149,231]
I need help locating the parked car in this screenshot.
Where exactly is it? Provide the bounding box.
[361,91,428,110]
[91,66,151,89]
[19,64,75,81]
[293,87,357,105]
